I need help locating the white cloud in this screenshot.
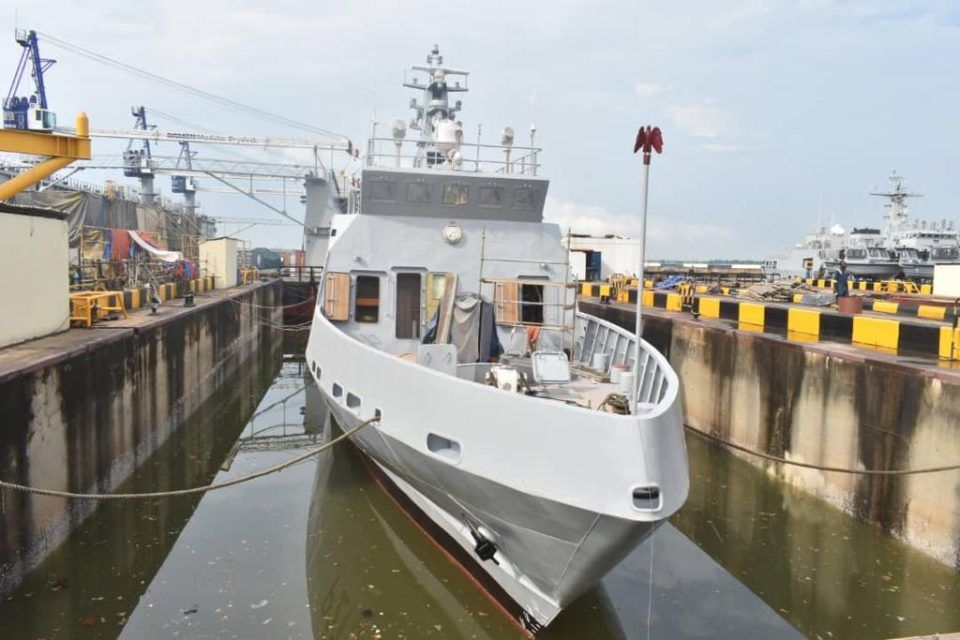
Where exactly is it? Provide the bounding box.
[543,197,736,258]
[544,197,635,237]
[634,83,671,98]
[669,102,732,139]
[699,142,749,153]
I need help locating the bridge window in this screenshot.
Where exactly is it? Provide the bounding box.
[513,187,538,210]
[355,276,380,323]
[406,182,432,204]
[369,180,396,203]
[443,184,469,206]
[478,186,503,208]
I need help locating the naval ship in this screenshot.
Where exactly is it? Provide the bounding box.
[773,173,959,281]
[304,46,688,633]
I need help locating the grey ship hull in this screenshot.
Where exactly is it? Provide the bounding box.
[320,397,657,634]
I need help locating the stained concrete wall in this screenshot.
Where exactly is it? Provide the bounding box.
[0,282,281,596]
[583,302,960,570]
[0,210,69,348]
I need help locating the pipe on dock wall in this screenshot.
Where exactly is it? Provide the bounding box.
[582,301,960,570]
[0,282,282,597]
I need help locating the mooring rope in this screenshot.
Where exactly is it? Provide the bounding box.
[225,295,316,331]
[254,319,313,332]
[0,416,378,500]
[226,295,315,311]
[686,425,960,475]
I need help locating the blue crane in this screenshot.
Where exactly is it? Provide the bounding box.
[3,29,57,131]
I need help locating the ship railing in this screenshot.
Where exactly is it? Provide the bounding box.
[364,137,541,176]
[573,311,671,408]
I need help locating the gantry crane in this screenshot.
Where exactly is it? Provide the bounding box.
[0,28,89,200]
[71,122,354,225]
[122,105,156,203]
[171,139,198,213]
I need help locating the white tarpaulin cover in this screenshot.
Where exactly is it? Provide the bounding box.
[128,230,182,263]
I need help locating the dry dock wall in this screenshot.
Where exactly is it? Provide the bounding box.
[0,282,281,597]
[582,301,960,570]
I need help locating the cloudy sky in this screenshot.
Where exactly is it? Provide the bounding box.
[5,1,959,258]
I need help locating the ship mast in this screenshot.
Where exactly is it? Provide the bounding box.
[871,171,921,243]
[403,45,469,144]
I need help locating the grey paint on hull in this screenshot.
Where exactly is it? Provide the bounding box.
[324,399,656,608]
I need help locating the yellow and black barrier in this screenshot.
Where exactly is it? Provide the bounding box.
[694,296,955,358]
[612,287,685,311]
[802,278,933,295]
[582,282,960,358]
[860,297,958,324]
[580,282,615,300]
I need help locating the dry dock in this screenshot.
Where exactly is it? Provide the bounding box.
[0,281,281,597]
[581,295,960,570]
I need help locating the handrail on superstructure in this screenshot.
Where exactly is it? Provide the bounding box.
[481,258,570,266]
[481,277,576,287]
[365,137,541,176]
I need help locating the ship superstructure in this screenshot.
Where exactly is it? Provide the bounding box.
[875,172,960,277]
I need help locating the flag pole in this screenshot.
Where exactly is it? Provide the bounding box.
[632,125,663,412]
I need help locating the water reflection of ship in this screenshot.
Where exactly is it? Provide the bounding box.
[304,404,626,639]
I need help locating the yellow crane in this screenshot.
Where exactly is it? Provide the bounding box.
[0,111,91,200]
[1,29,90,200]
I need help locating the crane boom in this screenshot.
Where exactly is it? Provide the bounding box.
[24,30,50,109]
[81,127,352,152]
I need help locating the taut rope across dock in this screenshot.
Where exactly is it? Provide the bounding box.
[0,416,378,500]
[688,425,960,475]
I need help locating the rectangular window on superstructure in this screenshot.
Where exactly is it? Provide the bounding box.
[521,283,545,324]
[513,187,538,210]
[395,273,422,339]
[355,276,380,323]
[369,180,396,203]
[443,183,469,206]
[406,182,431,204]
[478,186,503,208]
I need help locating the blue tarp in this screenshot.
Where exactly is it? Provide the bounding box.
[654,275,686,290]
